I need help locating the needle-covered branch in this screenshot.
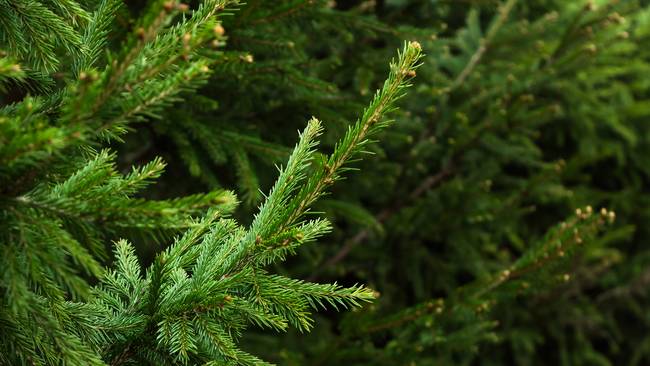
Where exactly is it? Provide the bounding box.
[56,42,423,365]
[224,42,424,274]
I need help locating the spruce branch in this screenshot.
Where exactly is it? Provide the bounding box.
[74,0,123,74]
[353,206,616,336]
[65,0,239,136]
[1,0,84,72]
[295,39,439,279]
[282,41,423,232]
[220,41,423,276]
[63,41,424,365]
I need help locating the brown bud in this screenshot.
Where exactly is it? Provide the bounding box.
[163,1,175,11]
[500,269,511,279]
[409,41,422,51]
[136,27,146,40]
[213,24,225,36]
[607,211,616,223]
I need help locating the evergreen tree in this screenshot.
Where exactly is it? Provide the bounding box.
[2,0,650,365]
[0,1,422,364]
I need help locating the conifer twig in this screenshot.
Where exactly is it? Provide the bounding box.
[223,41,423,275]
[280,41,424,230]
[308,1,517,280]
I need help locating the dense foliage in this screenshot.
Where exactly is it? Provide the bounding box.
[2,0,650,365]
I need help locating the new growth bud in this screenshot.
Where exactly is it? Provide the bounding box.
[213,24,225,36]
[136,27,146,40]
[163,1,175,11]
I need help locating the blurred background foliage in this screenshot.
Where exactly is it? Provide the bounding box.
[5,0,649,364]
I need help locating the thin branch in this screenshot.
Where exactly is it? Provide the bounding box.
[447,0,517,92]
[308,161,455,281]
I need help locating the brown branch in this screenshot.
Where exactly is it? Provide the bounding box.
[596,265,650,303]
[110,345,132,366]
[446,0,517,92]
[307,161,456,281]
